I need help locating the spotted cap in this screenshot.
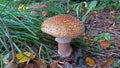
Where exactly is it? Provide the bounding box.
[41,15,84,38]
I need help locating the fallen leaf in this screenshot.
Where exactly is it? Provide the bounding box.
[100,40,110,49]
[93,11,98,17]
[109,26,115,32]
[18,4,25,11]
[16,52,35,63]
[83,36,89,40]
[86,57,95,67]
[37,4,47,8]
[93,11,97,14]
[100,57,115,67]
[17,16,25,20]
[111,15,116,19]
[25,60,47,68]
[50,61,59,68]
[42,10,48,16]
[110,10,115,14]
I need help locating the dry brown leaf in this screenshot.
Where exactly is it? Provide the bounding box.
[93,11,97,14]
[109,26,115,32]
[100,57,115,67]
[25,60,47,68]
[110,10,115,14]
[17,16,25,20]
[100,40,110,49]
[37,4,47,8]
[42,10,48,16]
[86,57,95,67]
[50,61,59,68]
[83,36,89,40]
[111,15,116,19]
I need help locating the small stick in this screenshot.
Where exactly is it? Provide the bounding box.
[38,45,42,58]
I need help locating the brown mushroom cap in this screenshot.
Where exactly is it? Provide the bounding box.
[41,15,84,38]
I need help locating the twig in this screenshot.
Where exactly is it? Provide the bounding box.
[38,45,42,58]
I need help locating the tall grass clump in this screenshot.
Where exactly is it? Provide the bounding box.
[0,1,71,67]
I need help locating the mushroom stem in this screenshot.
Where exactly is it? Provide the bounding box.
[58,43,72,57]
[55,38,72,57]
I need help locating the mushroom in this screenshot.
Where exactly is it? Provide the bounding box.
[41,15,84,57]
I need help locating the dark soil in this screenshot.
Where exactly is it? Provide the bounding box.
[84,9,120,46]
[55,9,120,68]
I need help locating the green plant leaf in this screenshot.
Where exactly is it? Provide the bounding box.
[82,15,87,22]
[112,60,120,67]
[74,3,82,17]
[86,1,97,15]
[109,45,115,50]
[76,5,80,17]
[94,33,110,42]
[104,33,110,41]
[95,45,103,52]
[93,37,98,42]
[82,1,97,23]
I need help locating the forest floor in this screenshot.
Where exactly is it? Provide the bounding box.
[49,9,120,68]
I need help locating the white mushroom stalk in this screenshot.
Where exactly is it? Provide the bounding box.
[55,38,72,57]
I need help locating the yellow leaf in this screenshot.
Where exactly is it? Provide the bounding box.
[111,15,116,19]
[18,4,25,11]
[86,57,95,66]
[93,11,97,14]
[16,52,35,63]
[109,26,115,32]
[110,10,115,14]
